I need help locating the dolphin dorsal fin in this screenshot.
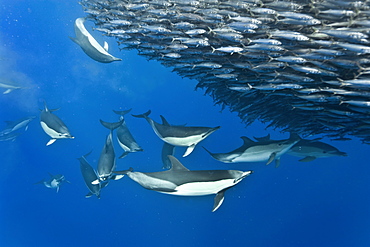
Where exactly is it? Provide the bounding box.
[168,155,189,171]
[160,115,170,126]
[103,41,109,51]
[240,136,255,146]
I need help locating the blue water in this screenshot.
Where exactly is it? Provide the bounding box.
[1,1,369,246]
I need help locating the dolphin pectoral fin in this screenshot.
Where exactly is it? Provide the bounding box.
[46,139,57,146]
[3,89,13,94]
[111,174,125,180]
[266,152,276,165]
[56,186,60,193]
[299,156,316,162]
[183,144,196,157]
[91,179,100,185]
[85,192,93,198]
[69,36,80,45]
[119,152,129,159]
[213,189,227,212]
[275,158,281,168]
[103,41,109,51]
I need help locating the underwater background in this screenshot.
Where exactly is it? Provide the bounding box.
[1,1,370,246]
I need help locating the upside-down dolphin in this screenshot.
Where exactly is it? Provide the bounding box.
[40,102,74,146]
[204,133,301,167]
[113,109,143,158]
[92,119,125,184]
[287,139,347,162]
[78,151,103,198]
[70,17,122,63]
[35,173,70,193]
[132,110,220,157]
[115,155,253,212]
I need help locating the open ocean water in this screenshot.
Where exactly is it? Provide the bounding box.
[1,1,370,246]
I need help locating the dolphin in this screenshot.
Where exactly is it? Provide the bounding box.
[113,109,143,158]
[93,119,125,184]
[40,102,74,146]
[115,155,253,212]
[0,116,36,136]
[132,110,220,157]
[287,139,347,162]
[204,133,301,167]
[69,17,122,63]
[77,151,102,198]
[35,173,70,193]
[0,132,21,142]
[0,80,22,94]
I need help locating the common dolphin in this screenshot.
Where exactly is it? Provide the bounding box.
[204,133,301,167]
[93,119,125,184]
[132,110,220,157]
[70,17,122,63]
[0,132,21,142]
[0,80,22,94]
[0,116,36,136]
[287,139,347,162]
[113,109,143,158]
[115,155,253,212]
[77,151,102,198]
[40,102,74,146]
[35,173,70,193]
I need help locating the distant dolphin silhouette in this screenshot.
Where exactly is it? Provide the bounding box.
[35,173,70,193]
[70,17,122,63]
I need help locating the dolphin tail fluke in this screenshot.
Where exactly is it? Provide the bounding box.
[113,108,132,116]
[131,110,151,119]
[99,119,123,131]
[114,167,134,175]
[213,189,227,212]
[119,151,129,159]
[183,144,196,157]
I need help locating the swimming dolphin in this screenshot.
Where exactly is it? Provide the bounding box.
[70,17,122,63]
[40,102,74,146]
[77,151,102,198]
[0,132,21,142]
[287,139,347,162]
[0,116,36,136]
[113,109,143,158]
[115,155,253,212]
[204,133,301,167]
[0,80,22,94]
[93,119,125,184]
[35,173,70,193]
[132,110,220,157]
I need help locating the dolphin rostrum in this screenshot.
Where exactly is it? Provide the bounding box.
[69,17,122,63]
[132,110,220,157]
[40,102,74,146]
[115,155,253,212]
[204,133,301,167]
[93,119,125,184]
[287,139,347,162]
[35,173,70,193]
[113,109,143,158]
